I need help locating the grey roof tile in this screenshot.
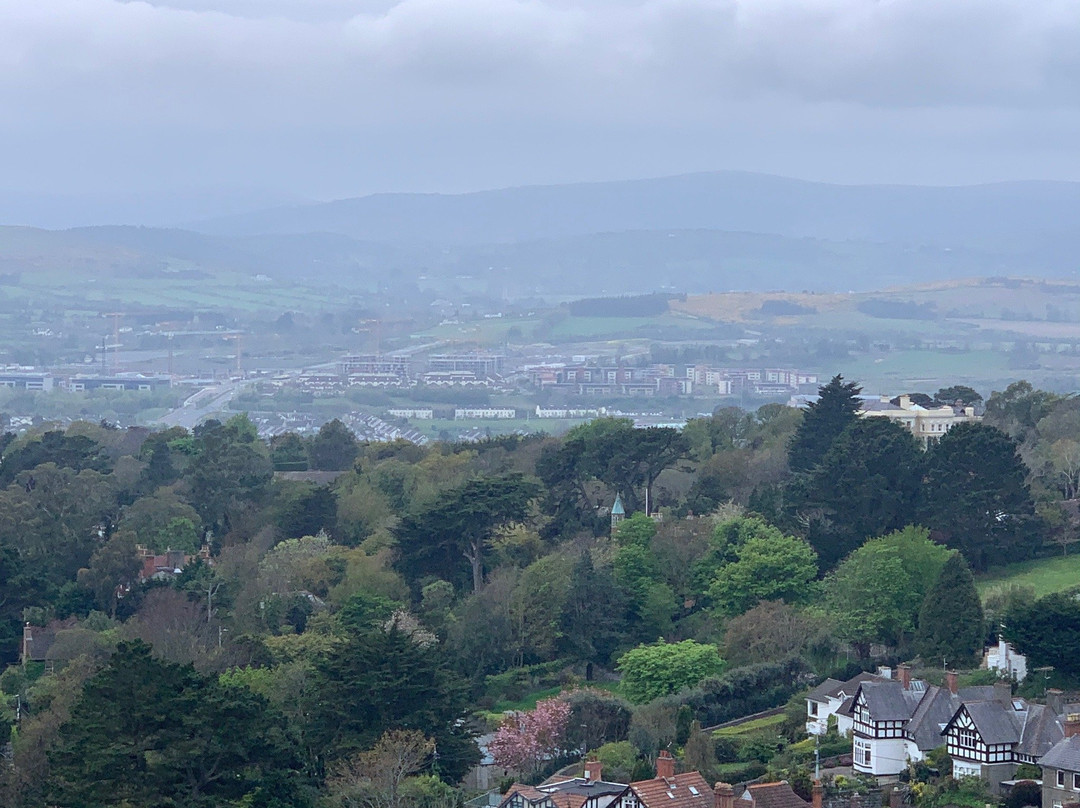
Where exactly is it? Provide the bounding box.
[1041,735,1080,773]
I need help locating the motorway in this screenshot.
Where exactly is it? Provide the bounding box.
[155,380,250,430]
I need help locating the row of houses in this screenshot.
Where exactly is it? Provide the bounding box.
[497,752,815,808]
[806,664,1080,807]
[335,353,506,388]
[526,364,818,398]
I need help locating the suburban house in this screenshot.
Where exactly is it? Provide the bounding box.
[806,669,892,736]
[985,638,1028,682]
[21,623,56,668]
[619,751,713,808]
[844,665,998,779]
[499,757,817,808]
[942,687,1068,790]
[1040,712,1080,808]
[498,762,630,808]
[735,782,814,808]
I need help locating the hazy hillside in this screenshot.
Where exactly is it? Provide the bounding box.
[0,221,1074,301]
[193,172,1080,251]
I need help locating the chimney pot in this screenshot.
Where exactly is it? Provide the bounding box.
[715,782,735,808]
[898,664,911,690]
[1047,689,1065,715]
[584,759,602,782]
[994,681,1012,704]
[656,750,675,779]
[1065,714,1080,739]
[812,781,823,808]
[946,671,958,695]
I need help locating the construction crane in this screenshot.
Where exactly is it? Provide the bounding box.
[222,333,243,377]
[102,312,124,373]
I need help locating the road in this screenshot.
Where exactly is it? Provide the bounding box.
[155,380,250,430]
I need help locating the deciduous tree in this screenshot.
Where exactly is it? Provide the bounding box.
[616,639,725,704]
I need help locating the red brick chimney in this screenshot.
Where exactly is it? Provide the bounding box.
[898,664,911,691]
[812,780,823,808]
[1065,713,1080,739]
[946,670,958,695]
[584,759,602,782]
[715,782,735,808]
[656,750,675,779]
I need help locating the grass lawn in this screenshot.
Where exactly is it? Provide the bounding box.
[977,554,1080,599]
[492,681,622,714]
[712,712,786,737]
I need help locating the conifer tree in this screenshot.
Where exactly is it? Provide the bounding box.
[788,374,863,472]
[914,553,984,666]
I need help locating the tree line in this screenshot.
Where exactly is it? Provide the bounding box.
[0,375,1078,805]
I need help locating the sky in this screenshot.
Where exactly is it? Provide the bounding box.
[2,0,1080,218]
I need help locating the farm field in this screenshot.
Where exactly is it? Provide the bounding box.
[977,554,1080,599]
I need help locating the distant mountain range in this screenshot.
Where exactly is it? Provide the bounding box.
[3,172,1080,300]
[192,171,1080,253]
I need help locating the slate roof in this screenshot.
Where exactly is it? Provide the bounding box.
[963,701,1022,744]
[807,672,888,703]
[630,772,713,808]
[858,681,926,721]
[1042,735,1080,773]
[806,678,843,703]
[498,785,597,808]
[22,625,56,662]
[741,782,810,808]
[907,687,963,752]
[542,779,630,798]
[1016,704,1064,759]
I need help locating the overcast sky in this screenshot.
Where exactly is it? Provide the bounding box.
[3,0,1080,212]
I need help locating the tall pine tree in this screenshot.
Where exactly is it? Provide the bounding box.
[919,422,1039,570]
[914,553,984,666]
[788,375,863,472]
[310,619,479,781]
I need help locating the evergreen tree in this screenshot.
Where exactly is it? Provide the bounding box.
[806,417,924,568]
[919,422,1040,570]
[308,419,360,471]
[557,552,627,665]
[914,553,984,666]
[788,374,863,472]
[1004,592,1080,677]
[48,641,309,808]
[310,619,479,781]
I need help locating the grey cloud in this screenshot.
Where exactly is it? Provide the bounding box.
[2,0,1080,201]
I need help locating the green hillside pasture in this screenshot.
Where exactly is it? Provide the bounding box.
[977,554,1080,600]
[835,349,1011,392]
[712,712,786,737]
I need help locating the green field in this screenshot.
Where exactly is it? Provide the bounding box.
[835,349,1013,392]
[712,712,786,737]
[491,681,621,714]
[977,554,1080,599]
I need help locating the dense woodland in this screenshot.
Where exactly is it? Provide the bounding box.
[1,376,1080,807]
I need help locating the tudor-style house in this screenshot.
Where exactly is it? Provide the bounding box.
[942,687,1080,793]
[845,665,998,780]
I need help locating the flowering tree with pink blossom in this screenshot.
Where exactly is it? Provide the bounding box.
[488,696,572,777]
